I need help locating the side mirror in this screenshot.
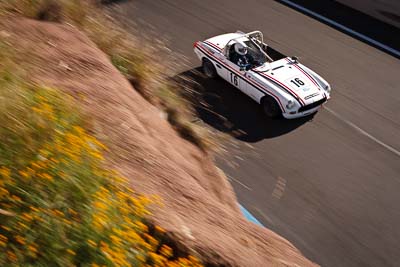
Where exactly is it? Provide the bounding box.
[291,56,299,63]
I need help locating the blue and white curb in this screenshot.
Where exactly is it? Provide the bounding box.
[240,205,263,227]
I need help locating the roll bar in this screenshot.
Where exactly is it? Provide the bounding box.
[223,30,264,56]
[223,31,272,62]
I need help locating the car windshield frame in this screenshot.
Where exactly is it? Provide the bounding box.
[244,39,268,68]
[223,31,273,70]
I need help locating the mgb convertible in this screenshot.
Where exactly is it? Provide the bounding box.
[193,31,331,119]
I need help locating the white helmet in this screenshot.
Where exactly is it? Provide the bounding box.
[234,41,247,56]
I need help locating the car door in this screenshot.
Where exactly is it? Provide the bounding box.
[225,58,265,104]
[214,52,229,79]
[215,44,244,92]
[224,57,246,93]
[221,42,267,103]
[243,71,266,102]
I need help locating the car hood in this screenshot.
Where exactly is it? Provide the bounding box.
[253,58,324,105]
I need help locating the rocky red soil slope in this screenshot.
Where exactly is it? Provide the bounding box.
[0,17,317,266]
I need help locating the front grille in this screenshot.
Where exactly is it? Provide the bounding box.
[298,97,326,112]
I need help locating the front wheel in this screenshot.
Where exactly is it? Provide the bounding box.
[262,96,282,118]
[202,58,217,78]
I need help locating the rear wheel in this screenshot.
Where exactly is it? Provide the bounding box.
[262,96,282,118]
[202,58,217,78]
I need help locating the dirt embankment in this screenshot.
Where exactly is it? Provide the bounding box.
[1,17,317,267]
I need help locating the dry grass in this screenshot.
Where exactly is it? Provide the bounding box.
[0,0,89,24]
[0,0,218,152]
[80,5,218,151]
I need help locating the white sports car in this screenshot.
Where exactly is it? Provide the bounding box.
[193,31,331,119]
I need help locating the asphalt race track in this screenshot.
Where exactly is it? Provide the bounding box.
[109,1,400,266]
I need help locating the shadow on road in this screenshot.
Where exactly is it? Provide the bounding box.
[175,68,313,143]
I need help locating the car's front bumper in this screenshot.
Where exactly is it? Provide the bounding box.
[283,94,329,119]
[282,104,322,119]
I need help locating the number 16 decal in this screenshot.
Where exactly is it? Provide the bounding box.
[290,78,305,87]
[230,73,239,86]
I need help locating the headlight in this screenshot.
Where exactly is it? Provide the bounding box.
[286,100,295,109]
[324,85,331,93]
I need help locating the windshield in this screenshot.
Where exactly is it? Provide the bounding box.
[244,39,270,68]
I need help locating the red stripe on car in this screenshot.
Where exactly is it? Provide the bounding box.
[204,41,222,51]
[258,72,306,106]
[286,58,320,90]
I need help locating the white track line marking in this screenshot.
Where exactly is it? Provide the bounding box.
[325,107,400,157]
[227,175,253,191]
[279,0,400,57]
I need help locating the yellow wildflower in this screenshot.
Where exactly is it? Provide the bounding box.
[31,162,41,170]
[7,250,17,262]
[0,187,9,198]
[39,173,53,181]
[99,241,108,251]
[1,225,11,231]
[87,239,97,247]
[0,167,10,179]
[0,234,8,241]
[93,201,107,210]
[50,157,59,164]
[109,235,122,246]
[15,235,26,245]
[63,218,73,225]
[67,208,77,215]
[30,206,39,212]
[17,222,28,230]
[21,213,33,221]
[67,249,76,256]
[32,102,55,121]
[89,151,103,160]
[28,244,38,253]
[73,126,85,135]
[93,213,107,230]
[160,244,173,258]
[134,221,148,232]
[155,225,166,233]
[136,254,146,263]
[116,191,129,200]
[11,195,22,202]
[18,170,29,179]
[144,233,159,247]
[149,252,165,265]
[53,209,64,217]
[19,167,35,180]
